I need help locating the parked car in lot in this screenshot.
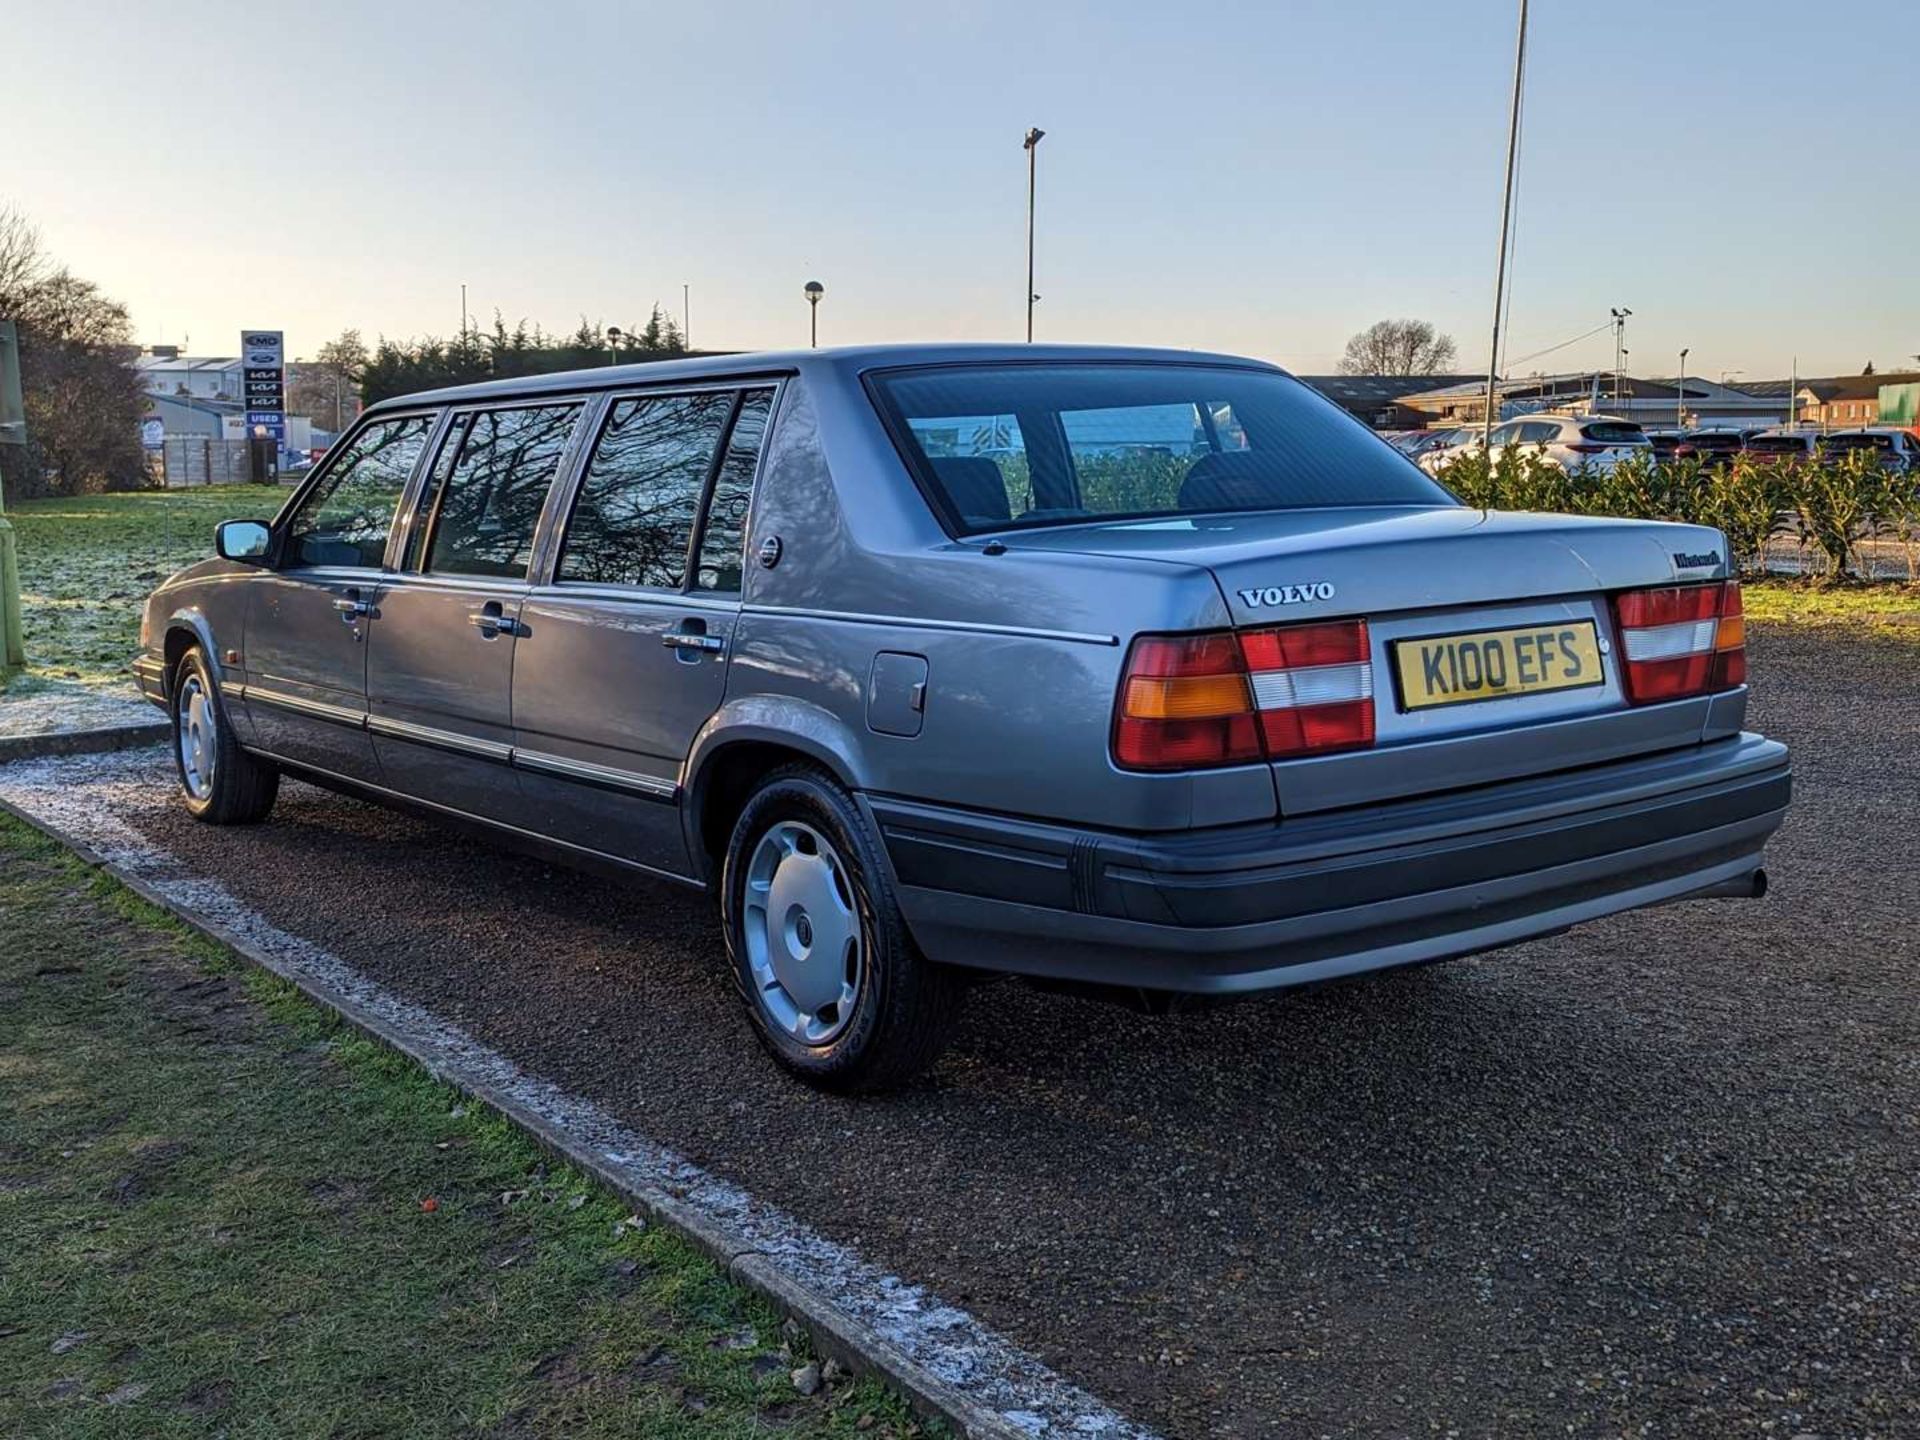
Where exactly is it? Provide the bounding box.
[1673,429,1755,468]
[1819,427,1920,472]
[135,345,1790,1089]
[1745,430,1821,464]
[1484,414,1653,474]
[1415,425,1483,475]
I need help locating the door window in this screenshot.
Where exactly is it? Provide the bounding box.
[558,391,734,589]
[693,388,775,593]
[283,414,435,568]
[416,403,582,579]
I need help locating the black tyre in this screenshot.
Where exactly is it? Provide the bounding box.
[170,646,279,825]
[720,765,962,1091]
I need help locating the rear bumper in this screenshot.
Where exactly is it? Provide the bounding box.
[868,733,1790,994]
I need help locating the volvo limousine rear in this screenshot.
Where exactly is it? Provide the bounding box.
[860,359,1791,995]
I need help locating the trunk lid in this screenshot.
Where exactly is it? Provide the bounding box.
[1011,506,1735,812]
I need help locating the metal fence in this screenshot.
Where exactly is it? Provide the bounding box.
[159,437,253,486]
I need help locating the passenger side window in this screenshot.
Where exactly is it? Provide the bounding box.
[284,414,435,568]
[559,391,733,590]
[416,403,581,579]
[694,388,775,593]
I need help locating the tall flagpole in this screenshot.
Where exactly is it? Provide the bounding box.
[1481,0,1529,451]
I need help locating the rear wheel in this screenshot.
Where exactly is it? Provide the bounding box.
[171,646,278,824]
[720,765,961,1091]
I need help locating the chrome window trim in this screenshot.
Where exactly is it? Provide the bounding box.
[529,584,740,614]
[376,572,533,599]
[740,603,1118,648]
[510,746,679,801]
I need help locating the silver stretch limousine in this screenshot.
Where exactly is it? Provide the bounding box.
[137,345,1790,1089]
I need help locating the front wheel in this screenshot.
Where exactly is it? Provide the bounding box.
[171,647,279,824]
[720,766,962,1091]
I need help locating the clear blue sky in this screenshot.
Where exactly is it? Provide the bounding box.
[8,0,1916,379]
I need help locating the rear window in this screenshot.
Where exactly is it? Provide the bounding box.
[1581,422,1646,444]
[870,363,1452,534]
[1824,433,1891,451]
[1748,435,1809,453]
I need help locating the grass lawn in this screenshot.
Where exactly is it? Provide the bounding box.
[0,811,933,1439]
[1742,576,1920,630]
[4,486,282,690]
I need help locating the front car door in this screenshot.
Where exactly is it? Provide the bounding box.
[365,399,586,823]
[511,384,779,875]
[240,412,438,783]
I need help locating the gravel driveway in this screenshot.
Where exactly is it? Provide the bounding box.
[15,624,1919,1438]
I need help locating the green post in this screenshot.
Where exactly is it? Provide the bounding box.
[0,319,29,674]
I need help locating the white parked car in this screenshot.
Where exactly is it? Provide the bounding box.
[1414,426,1484,476]
[1486,414,1652,475]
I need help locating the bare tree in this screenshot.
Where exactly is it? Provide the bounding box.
[0,202,147,496]
[1338,318,1458,377]
[288,328,369,434]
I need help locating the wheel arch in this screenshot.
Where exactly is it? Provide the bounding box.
[682,697,872,884]
[162,608,223,696]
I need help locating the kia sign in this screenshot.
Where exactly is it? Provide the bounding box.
[241,329,285,441]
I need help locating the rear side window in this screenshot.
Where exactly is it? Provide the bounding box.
[872,363,1450,534]
[694,388,774,593]
[285,414,435,568]
[559,391,734,589]
[418,403,582,579]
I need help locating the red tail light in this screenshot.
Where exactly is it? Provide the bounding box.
[1612,581,1745,703]
[1114,621,1373,771]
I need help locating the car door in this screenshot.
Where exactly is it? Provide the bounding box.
[364,399,587,824]
[240,412,437,783]
[511,384,778,875]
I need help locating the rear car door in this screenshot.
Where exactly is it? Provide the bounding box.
[365,399,586,823]
[241,412,436,783]
[512,385,778,875]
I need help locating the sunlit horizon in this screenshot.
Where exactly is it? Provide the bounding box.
[9,0,1915,381]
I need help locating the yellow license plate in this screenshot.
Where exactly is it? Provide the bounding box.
[1394,621,1604,710]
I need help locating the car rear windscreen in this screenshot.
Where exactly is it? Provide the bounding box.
[1824,434,1892,451]
[1748,436,1808,453]
[1581,422,1645,443]
[870,363,1454,534]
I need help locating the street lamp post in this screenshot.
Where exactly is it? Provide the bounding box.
[1023,127,1045,342]
[606,327,623,366]
[1610,307,1632,407]
[1480,1,1527,450]
[1677,347,1689,430]
[804,281,824,348]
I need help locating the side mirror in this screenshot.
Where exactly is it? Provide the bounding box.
[216,519,273,564]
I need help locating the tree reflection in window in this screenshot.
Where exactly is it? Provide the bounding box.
[287,415,434,567]
[694,389,773,592]
[559,392,732,589]
[424,404,580,579]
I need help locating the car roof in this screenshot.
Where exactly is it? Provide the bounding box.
[361,342,1287,414]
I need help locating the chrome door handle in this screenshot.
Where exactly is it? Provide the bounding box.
[333,596,371,617]
[661,632,725,654]
[468,612,525,637]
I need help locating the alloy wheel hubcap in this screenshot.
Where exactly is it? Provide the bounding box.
[742,820,863,1045]
[177,674,216,800]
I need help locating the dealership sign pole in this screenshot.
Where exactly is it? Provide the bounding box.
[241,329,286,471]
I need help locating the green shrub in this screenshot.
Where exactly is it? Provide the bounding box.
[1431,438,1901,583]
